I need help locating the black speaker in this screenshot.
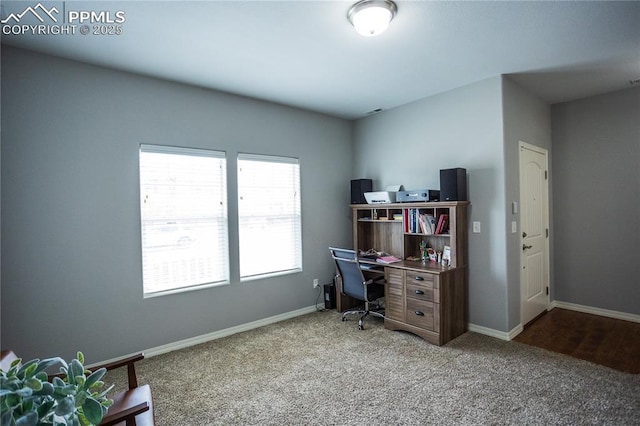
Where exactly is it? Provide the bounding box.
[440,168,467,201]
[350,179,372,204]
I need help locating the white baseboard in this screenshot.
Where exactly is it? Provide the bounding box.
[467,323,521,341]
[508,324,524,340]
[552,301,640,323]
[465,301,640,346]
[96,301,638,367]
[144,305,318,358]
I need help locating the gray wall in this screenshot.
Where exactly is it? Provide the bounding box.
[3,45,637,363]
[1,46,353,362]
[551,87,640,314]
[353,76,510,332]
[502,77,552,330]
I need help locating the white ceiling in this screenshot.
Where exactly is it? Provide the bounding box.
[2,0,639,119]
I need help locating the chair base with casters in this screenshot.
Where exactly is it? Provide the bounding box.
[330,247,385,331]
[341,299,385,330]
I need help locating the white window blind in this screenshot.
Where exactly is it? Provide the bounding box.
[140,144,229,296]
[237,153,302,280]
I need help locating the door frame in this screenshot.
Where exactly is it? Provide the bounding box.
[519,141,551,327]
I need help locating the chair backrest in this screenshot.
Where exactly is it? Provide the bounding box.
[329,247,367,301]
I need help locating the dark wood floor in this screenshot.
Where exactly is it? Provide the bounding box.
[513,308,640,374]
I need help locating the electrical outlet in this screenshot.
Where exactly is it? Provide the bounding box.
[313,278,319,288]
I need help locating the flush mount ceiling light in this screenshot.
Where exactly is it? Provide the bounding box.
[348,0,397,37]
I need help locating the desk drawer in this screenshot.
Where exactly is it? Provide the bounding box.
[406,270,434,285]
[405,271,439,303]
[406,282,434,302]
[405,298,436,331]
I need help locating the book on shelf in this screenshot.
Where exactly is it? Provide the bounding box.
[412,211,436,235]
[408,209,417,233]
[376,255,402,264]
[405,208,438,235]
[418,213,429,234]
[435,214,449,234]
[425,214,436,234]
[403,209,454,235]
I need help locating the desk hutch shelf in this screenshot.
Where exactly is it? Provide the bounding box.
[348,201,469,346]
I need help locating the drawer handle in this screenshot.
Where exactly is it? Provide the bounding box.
[415,290,424,295]
[414,311,425,316]
[414,276,424,281]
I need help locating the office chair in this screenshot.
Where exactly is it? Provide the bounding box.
[329,247,385,330]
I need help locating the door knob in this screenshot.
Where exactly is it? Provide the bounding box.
[522,244,533,251]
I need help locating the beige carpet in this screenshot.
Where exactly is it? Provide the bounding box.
[106,311,640,425]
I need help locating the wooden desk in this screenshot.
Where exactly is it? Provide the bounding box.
[343,201,469,346]
[335,259,466,346]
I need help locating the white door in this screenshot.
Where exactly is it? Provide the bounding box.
[519,142,550,326]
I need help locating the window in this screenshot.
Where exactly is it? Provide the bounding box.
[139,145,229,296]
[237,154,302,280]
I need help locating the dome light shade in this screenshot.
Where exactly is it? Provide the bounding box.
[348,0,397,37]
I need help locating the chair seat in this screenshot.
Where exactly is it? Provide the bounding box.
[101,384,154,426]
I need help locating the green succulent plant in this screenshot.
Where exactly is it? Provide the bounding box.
[0,352,113,426]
